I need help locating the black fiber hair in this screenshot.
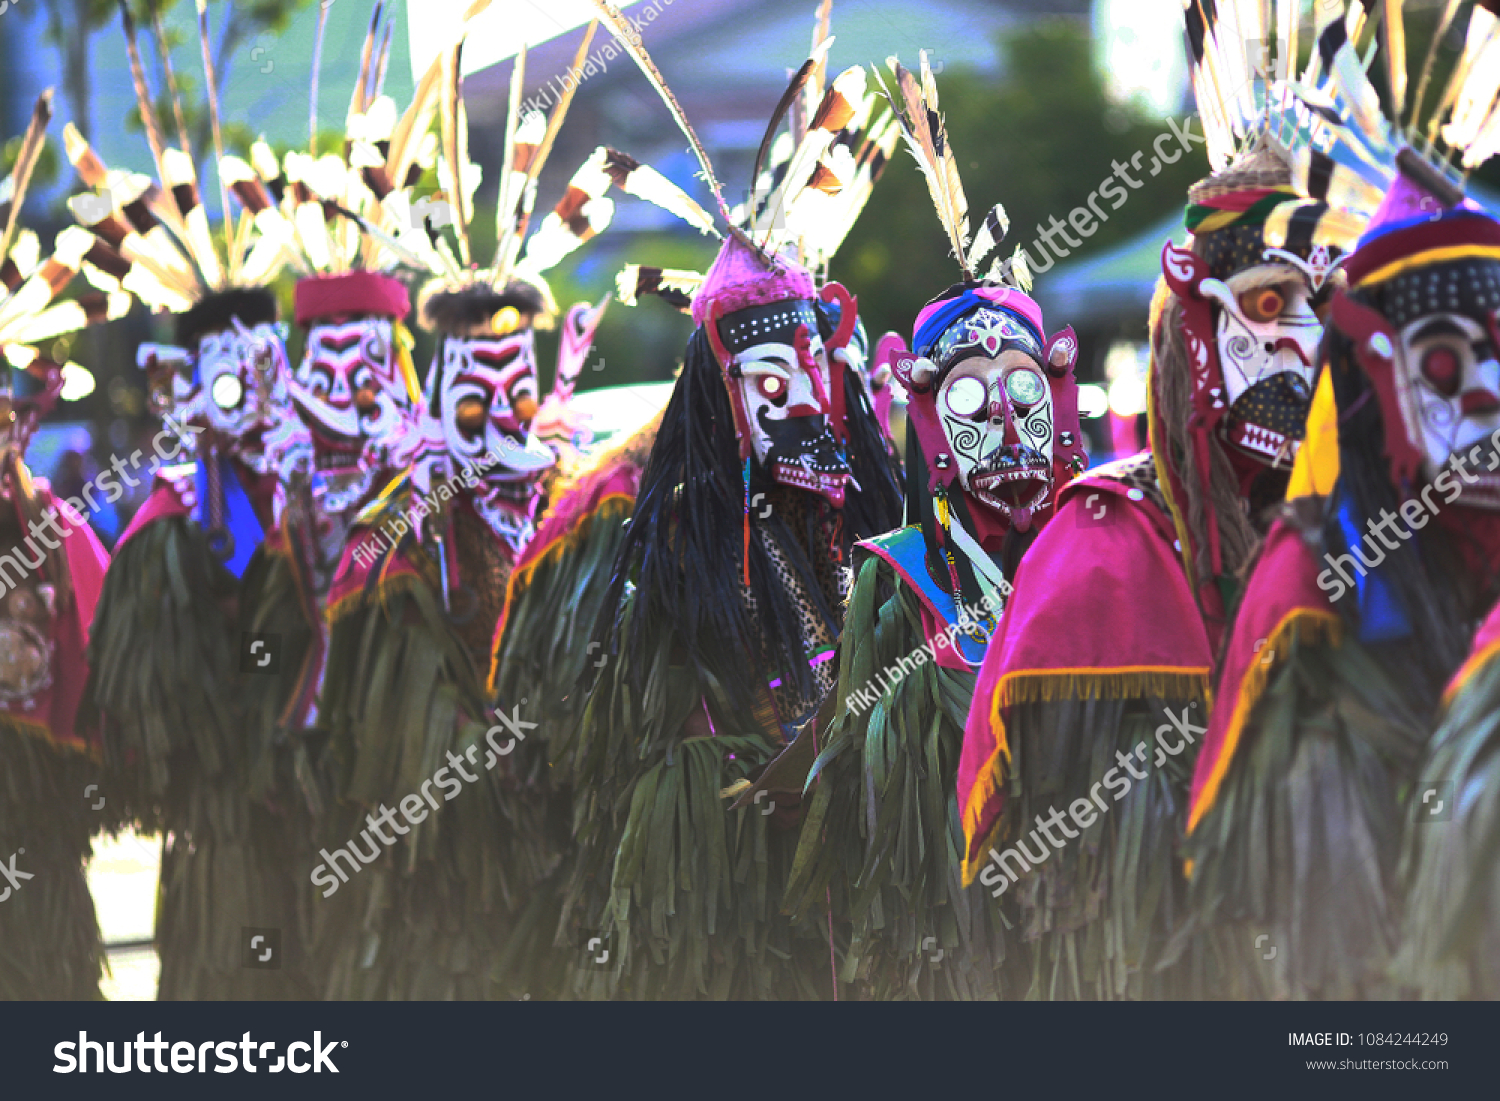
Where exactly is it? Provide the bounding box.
[176,286,278,347]
[813,300,904,543]
[590,325,843,716]
[419,280,546,334]
[1318,316,1483,708]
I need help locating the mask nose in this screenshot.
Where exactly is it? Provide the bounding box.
[989,396,1020,445]
[328,369,352,408]
[793,324,831,414]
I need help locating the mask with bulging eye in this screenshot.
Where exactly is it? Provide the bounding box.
[938,349,1054,521]
[433,329,555,536]
[715,299,851,505]
[190,321,291,472]
[292,318,415,473]
[1395,309,1500,508]
[1201,261,1326,467]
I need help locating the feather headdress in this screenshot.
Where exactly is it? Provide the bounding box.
[612,0,898,310]
[872,51,1030,291]
[61,2,302,319]
[1280,0,1500,215]
[0,90,130,372]
[238,0,461,282]
[413,9,718,332]
[1182,0,1412,250]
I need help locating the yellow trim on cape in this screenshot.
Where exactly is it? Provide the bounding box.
[1287,366,1340,499]
[1185,607,1343,837]
[2,711,100,761]
[325,562,424,625]
[1356,244,1500,289]
[958,663,1213,886]
[1443,635,1500,710]
[486,490,635,694]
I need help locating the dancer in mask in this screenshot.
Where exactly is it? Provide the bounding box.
[490,13,902,998]
[1188,0,1500,999]
[312,19,700,999]
[777,53,1083,999]
[73,5,308,998]
[959,0,1367,998]
[560,1,894,998]
[0,90,123,999]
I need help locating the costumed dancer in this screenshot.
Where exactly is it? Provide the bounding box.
[1188,0,1500,999]
[489,8,903,998]
[74,4,303,998]
[729,1,905,540]
[957,0,1366,998]
[231,7,447,1000]
[775,52,1084,1000]
[560,0,878,999]
[313,19,686,999]
[0,90,124,999]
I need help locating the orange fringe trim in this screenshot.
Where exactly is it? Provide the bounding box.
[1,711,100,762]
[1185,607,1343,836]
[486,492,634,694]
[325,567,423,626]
[958,664,1212,886]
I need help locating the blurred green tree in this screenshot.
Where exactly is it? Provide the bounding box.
[836,19,1204,358]
[45,0,316,154]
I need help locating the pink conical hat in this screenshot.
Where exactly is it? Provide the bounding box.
[691,231,815,327]
[1359,168,1485,245]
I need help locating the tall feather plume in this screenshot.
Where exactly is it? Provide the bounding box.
[753,57,858,252]
[147,0,193,160]
[1426,6,1499,145]
[0,91,53,270]
[311,0,336,154]
[1438,7,1500,155]
[489,44,529,285]
[589,0,729,221]
[373,18,396,100]
[800,101,899,269]
[117,0,182,226]
[1382,0,1408,120]
[63,125,199,310]
[349,0,381,124]
[520,21,599,215]
[967,203,1009,272]
[386,46,450,191]
[194,0,235,278]
[749,39,834,220]
[517,149,616,275]
[1409,0,1464,126]
[876,54,970,275]
[805,0,834,126]
[439,39,473,268]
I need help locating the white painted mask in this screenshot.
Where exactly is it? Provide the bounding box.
[1396,310,1500,507]
[192,321,290,472]
[938,349,1054,518]
[292,317,415,472]
[1202,260,1325,466]
[430,329,554,542]
[719,299,850,505]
